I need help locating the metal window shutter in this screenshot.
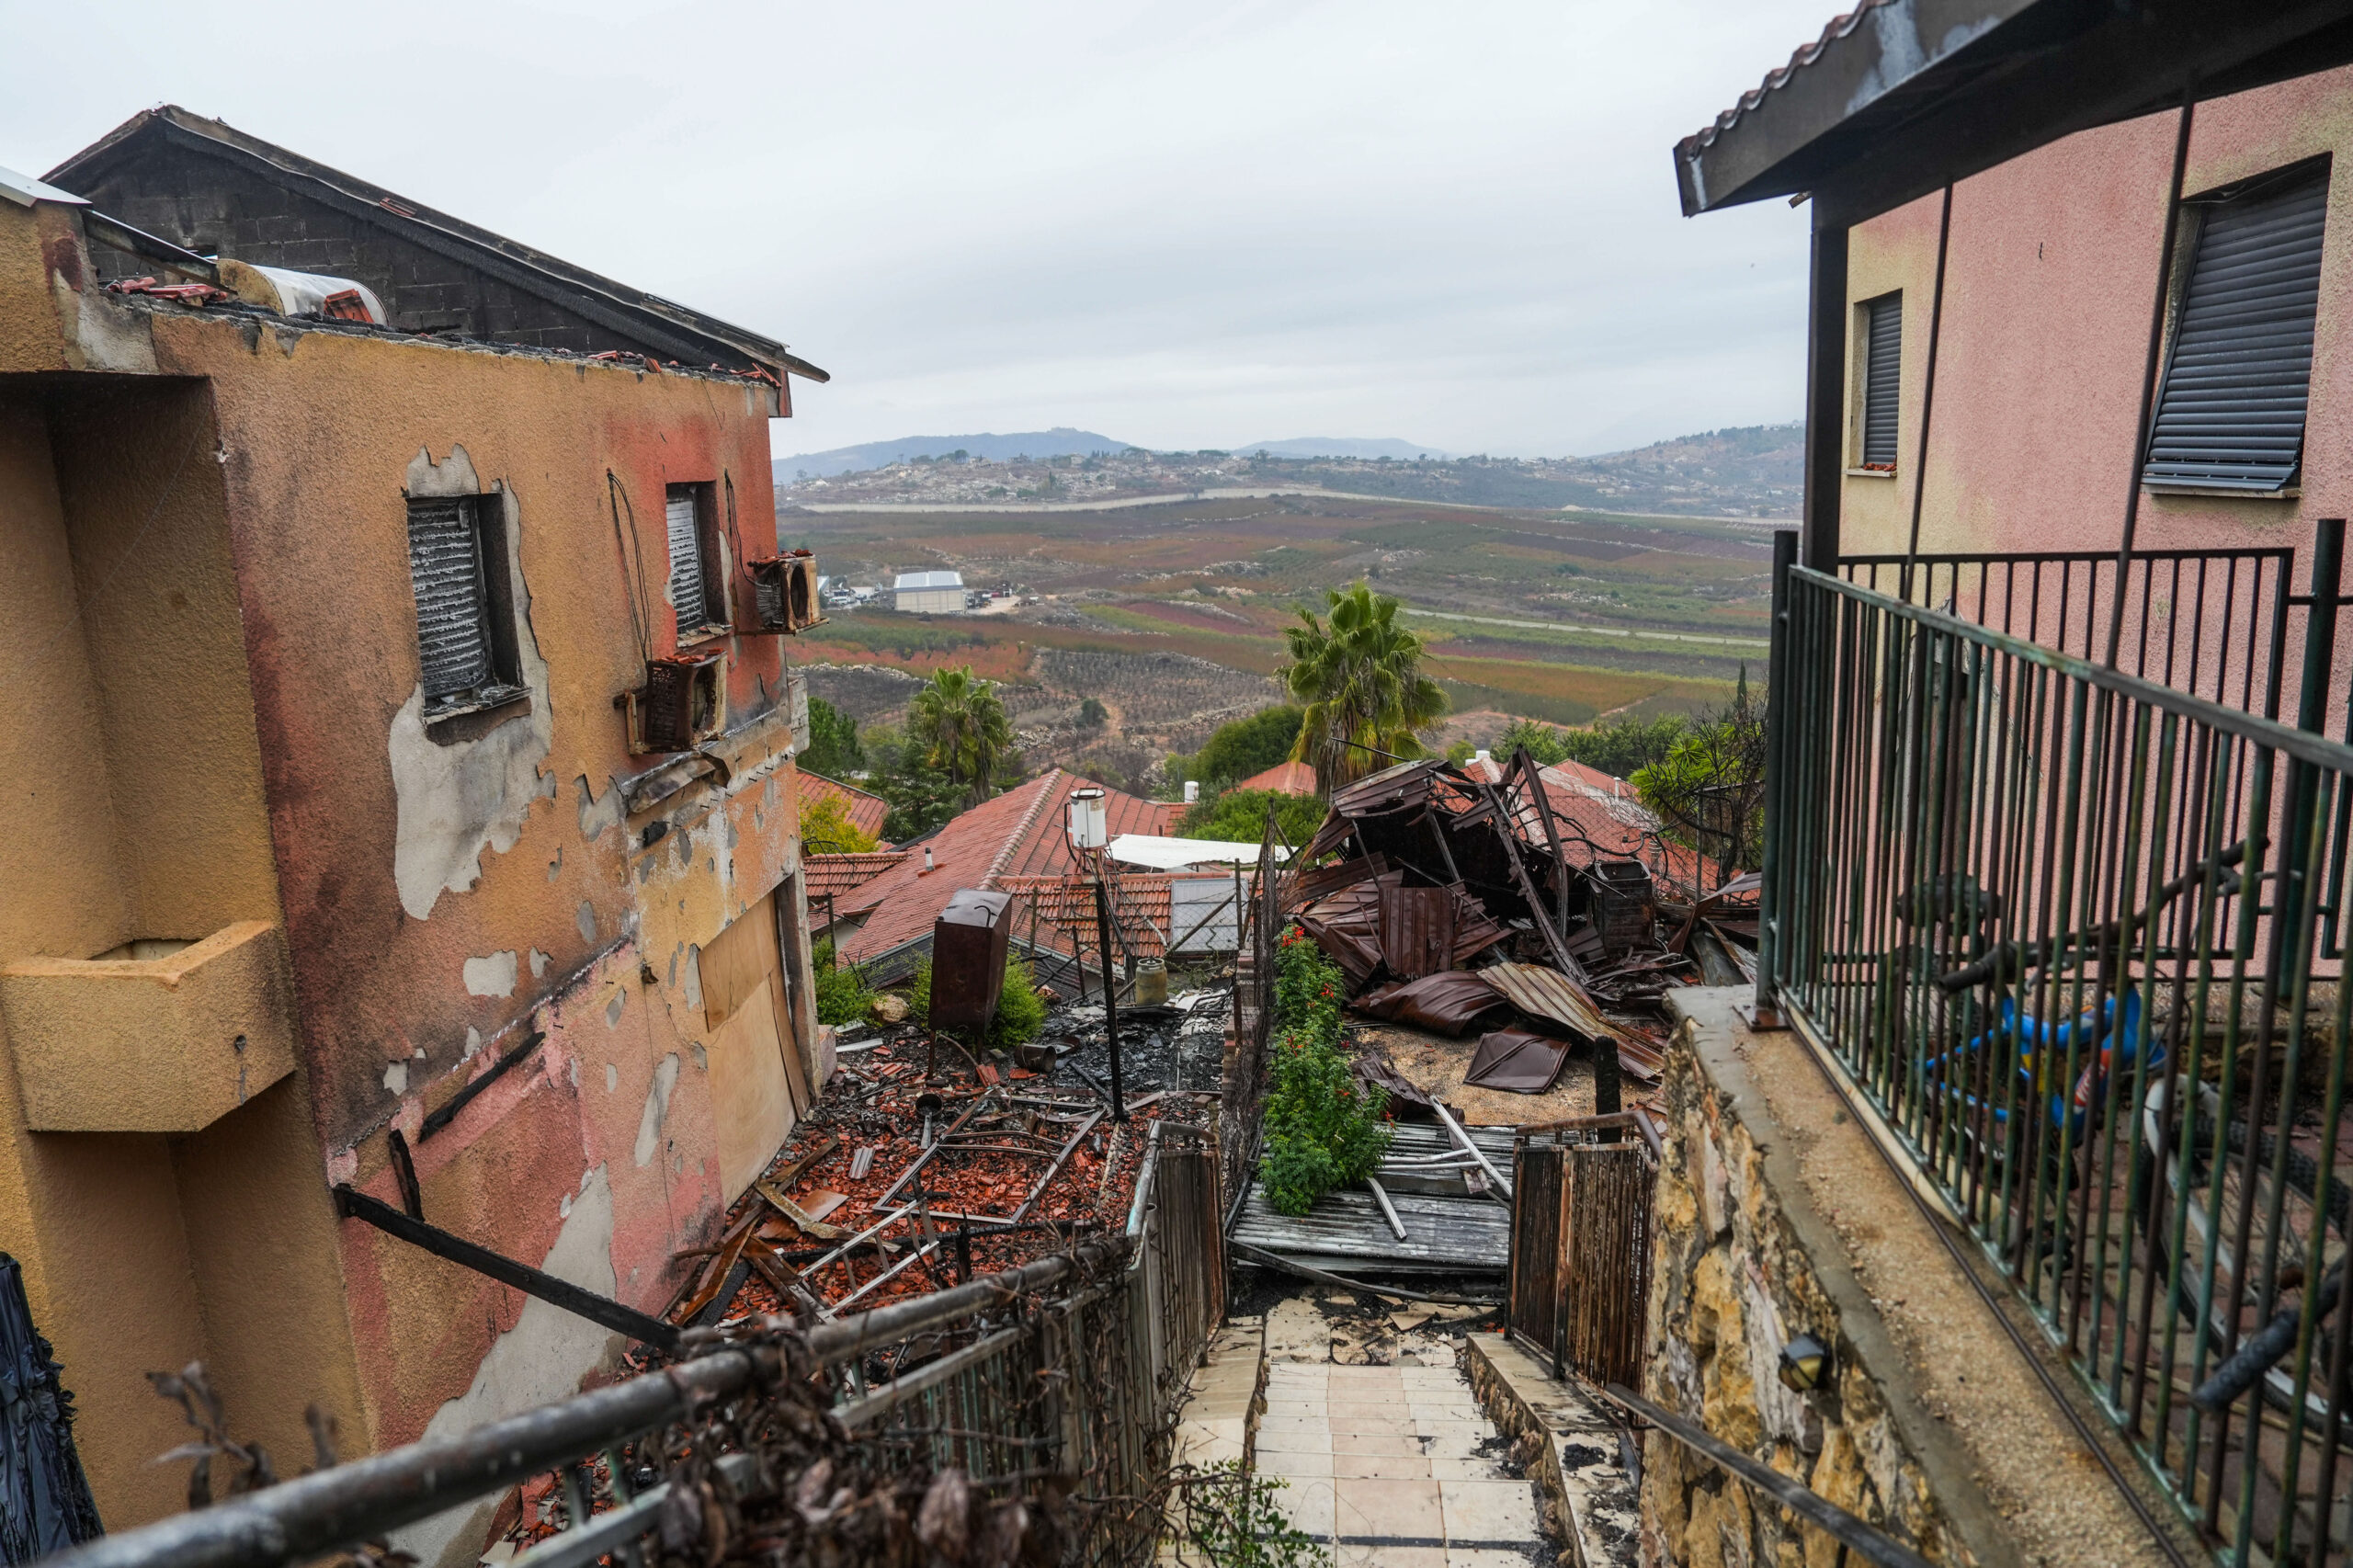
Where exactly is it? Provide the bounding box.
[666,493,707,630]
[2143,171,2329,492]
[1861,295,1902,467]
[406,497,493,699]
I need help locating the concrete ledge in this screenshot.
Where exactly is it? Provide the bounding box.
[1464,1332,1638,1568]
[0,919,296,1131]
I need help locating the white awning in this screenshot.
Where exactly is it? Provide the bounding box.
[1106,833,1287,870]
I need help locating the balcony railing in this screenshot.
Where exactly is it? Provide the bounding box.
[1760,524,2353,1565]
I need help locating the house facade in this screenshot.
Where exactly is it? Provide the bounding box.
[1831,65,2353,575]
[0,148,825,1559]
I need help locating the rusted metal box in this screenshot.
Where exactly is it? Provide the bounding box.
[746,551,824,633]
[1589,859,1654,958]
[623,652,725,754]
[931,888,1015,1040]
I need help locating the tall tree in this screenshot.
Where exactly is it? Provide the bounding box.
[1279,582,1448,790]
[908,666,1016,809]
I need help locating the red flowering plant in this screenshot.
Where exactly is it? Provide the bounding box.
[1262,925,1390,1216]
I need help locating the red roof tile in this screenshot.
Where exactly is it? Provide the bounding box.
[795,770,892,846]
[834,770,1180,965]
[806,852,908,905]
[1230,758,1319,796]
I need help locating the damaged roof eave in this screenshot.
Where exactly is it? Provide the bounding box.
[1674,0,2353,227]
[47,106,831,382]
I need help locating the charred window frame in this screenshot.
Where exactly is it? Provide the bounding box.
[2142,155,2331,496]
[404,491,525,720]
[665,482,728,639]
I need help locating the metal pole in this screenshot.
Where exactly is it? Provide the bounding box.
[2106,85,2197,668]
[1094,872,1127,1119]
[1899,184,1955,606]
[1750,528,1800,1028]
[1801,218,1850,576]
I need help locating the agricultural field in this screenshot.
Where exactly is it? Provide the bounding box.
[779,491,1779,773]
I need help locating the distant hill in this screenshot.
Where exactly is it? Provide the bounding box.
[775,427,1128,481]
[1241,437,1450,460]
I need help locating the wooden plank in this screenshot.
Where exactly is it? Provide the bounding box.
[707,977,794,1202]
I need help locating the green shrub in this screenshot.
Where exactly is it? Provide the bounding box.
[1176,787,1325,847]
[907,956,1049,1051]
[1260,926,1389,1216]
[812,939,874,1026]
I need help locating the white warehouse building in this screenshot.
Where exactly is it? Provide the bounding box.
[893,569,966,614]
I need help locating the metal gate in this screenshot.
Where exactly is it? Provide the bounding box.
[1507,1140,1654,1387]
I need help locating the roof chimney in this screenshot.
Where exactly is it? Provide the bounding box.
[923,846,935,873]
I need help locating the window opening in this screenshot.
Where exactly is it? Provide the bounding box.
[2143,163,2330,493]
[1859,292,1902,470]
[666,483,724,635]
[406,494,520,711]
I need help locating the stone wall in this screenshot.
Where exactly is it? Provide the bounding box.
[1640,1009,1971,1568]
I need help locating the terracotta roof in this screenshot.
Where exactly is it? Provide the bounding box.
[1230,758,1320,797]
[834,770,1179,965]
[806,852,908,907]
[796,770,892,847]
[1677,2,1895,164]
[1463,756,1714,903]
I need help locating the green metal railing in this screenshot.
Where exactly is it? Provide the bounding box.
[1758,523,2353,1565]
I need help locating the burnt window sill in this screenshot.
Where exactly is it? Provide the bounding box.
[423,685,532,744]
[1843,467,1898,480]
[676,622,733,649]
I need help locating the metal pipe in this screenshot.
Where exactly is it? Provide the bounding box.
[1603,1385,1936,1568]
[41,1351,768,1568]
[1094,875,1127,1119]
[1363,1177,1407,1241]
[1431,1101,1512,1199]
[1898,184,1955,604]
[1801,220,1849,575]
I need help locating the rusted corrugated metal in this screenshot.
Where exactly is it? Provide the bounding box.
[1349,971,1511,1035]
[1464,1028,1572,1094]
[1478,961,1622,1047]
[1377,883,1455,979]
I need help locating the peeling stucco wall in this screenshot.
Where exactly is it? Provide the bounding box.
[388,1164,620,1568]
[389,449,556,922]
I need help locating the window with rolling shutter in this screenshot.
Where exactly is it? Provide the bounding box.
[1859,292,1902,469]
[406,497,495,701]
[404,494,522,712]
[666,484,722,634]
[2143,165,2329,493]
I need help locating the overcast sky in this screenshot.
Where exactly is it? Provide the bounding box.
[2,0,1832,459]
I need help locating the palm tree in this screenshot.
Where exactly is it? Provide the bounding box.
[909,666,1016,808]
[1279,581,1448,790]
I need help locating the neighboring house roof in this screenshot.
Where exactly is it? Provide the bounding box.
[46,106,826,383]
[893,571,964,591]
[1463,755,1712,903]
[806,853,907,911]
[834,769,1178,966]
[795,770,891,847]
[1230,758,1319,797]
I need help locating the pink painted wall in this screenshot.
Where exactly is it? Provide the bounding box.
[1845,64,2353,569]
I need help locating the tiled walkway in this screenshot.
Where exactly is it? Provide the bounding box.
[1168,1290,1553,1567]
[1259,1360,1547,1566]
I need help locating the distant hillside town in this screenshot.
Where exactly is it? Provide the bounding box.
[775,423,1802,518]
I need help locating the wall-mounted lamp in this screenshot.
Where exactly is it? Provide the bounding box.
[1777,1334,1830,1393]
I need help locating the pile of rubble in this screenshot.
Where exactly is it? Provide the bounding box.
[654,996,1224,1336]
[1230,751,1757,1284]
[1294,752,1757,1105]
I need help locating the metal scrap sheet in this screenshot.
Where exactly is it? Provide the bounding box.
[1349,971,1513,1036]
[1463,1028,1574,1094]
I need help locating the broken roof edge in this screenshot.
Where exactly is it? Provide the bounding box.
[0,163,88,208]
[47,107,830,384]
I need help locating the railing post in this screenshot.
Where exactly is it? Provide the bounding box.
[1747,528,1800,1028]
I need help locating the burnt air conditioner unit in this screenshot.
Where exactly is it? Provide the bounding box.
[745,551,824,634]
[619,651,726,754]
